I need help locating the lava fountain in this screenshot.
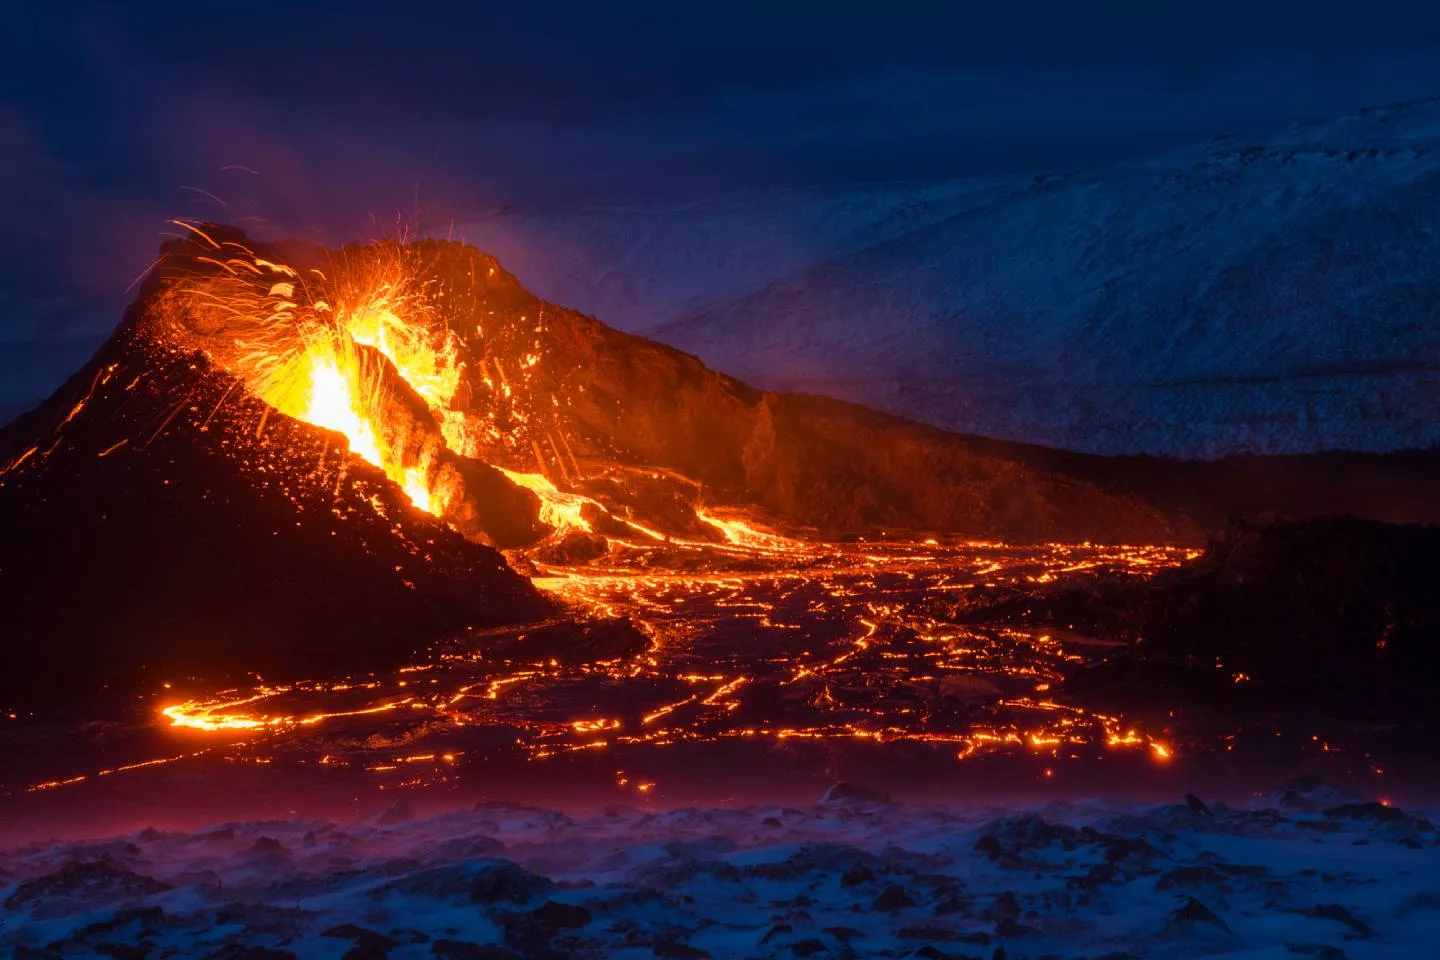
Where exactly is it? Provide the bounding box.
[162,231,461,517]
[154,225,602,545]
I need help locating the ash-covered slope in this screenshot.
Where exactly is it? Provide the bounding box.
[0,288,553,708]
[459,98,1440,457]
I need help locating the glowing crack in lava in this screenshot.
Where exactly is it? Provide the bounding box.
[266,326,455,516]
[304,351,382,464]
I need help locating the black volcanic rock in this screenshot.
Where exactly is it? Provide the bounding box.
[379,859,552,905]
[5,860,171,910]
[960,516,1440,724]
[483,618,651,666]
[0,308,552,709]
[529,530,610,565]
[820,782,891,805]
[1138,516,1440,669]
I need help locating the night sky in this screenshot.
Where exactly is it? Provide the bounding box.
[4,0,1440,409]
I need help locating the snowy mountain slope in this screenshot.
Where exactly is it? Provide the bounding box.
[451,177,1033,334]
[452,99,1440,456]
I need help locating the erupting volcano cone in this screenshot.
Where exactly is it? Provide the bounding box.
[0,232,558,708]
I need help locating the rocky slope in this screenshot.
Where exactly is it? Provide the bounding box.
[0,227,1180,710]
[110,227,1196,545]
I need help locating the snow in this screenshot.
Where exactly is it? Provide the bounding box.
[5,781,1439,958]
[451,98,1440,457]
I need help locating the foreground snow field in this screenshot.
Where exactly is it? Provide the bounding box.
[5,780,1437,959]
[455,98,1440,457]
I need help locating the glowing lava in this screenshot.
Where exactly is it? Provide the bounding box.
[148,538,1196,791]
[344,298,461,410]
[304,349,384,468]
[164,235,478,520]
[497,468,595,535]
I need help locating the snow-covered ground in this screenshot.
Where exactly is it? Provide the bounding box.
[5,780,1438,958]
[454,98,1440,457]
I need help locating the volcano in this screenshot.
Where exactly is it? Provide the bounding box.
[0,237,555,708]
[3,224,1437,709]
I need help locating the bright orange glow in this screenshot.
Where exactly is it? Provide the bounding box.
[146,539,1195,786]
[168,240,470,518]
[162,690,408,732]
[496,468,595,535]
[264,333,452,517]
[162,694,274,731]
[163,234,646,543]
[696,507,797,552]
[345,297,461,410]
[304,349,384,467]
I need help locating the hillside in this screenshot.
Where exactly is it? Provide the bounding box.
[454,98,1440,457]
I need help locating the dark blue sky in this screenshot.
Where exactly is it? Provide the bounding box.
[4,0,1440,407]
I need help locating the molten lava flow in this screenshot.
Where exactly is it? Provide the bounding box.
[345,299,461,410]
[166,234,621,544]
[401,467,435,514]
[163,233,816,552]
[303,350,384,467]
[142,538,1205,797]
[696,507,799,554]
[496,468,595,536]
[258,331,454,515]
[161,683,411,732]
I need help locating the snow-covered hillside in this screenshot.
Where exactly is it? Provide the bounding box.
[454,98,1440,457]
[6,782,1438,958]
[451,177,1033,332]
